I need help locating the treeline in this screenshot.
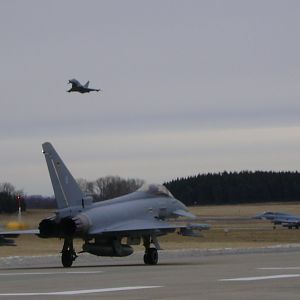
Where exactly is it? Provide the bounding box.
[25,195,56,209]
[77,176,144,202]
[164,171,300,206]
[4,172,300,211]
[0,182,26,213]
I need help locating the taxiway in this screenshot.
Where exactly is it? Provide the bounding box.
[0,248,300,299]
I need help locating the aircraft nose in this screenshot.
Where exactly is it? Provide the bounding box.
[252,213,263,219]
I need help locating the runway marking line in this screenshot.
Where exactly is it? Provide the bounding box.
[258,267,300,270]
[0,271,104,276]
[0,286,162,296]
[219,274,300,281]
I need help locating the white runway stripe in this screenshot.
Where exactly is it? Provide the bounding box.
[219,274,300,281]
[0,271,103,276]
[258,267,300,270]
[0,286,162,296]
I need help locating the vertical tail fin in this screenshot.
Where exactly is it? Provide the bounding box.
[84,81,89,88]
[42,142,84,209]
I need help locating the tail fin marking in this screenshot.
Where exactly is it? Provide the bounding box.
[42,142,84,210]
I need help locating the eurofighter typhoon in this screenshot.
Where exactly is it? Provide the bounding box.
[67,79,101,93]
[2,143,210,268]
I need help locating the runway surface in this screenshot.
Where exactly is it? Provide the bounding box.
[0,248,300,299]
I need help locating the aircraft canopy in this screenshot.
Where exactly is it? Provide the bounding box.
[138,184,174,198]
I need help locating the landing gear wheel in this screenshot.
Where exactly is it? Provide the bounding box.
[61,250,74,268]
[144,248,158,265]
[143,253,150,265]
[61,237,77,268]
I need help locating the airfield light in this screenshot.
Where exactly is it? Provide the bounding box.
[16,195,22,222]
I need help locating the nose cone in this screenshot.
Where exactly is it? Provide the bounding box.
[253,213,263,219]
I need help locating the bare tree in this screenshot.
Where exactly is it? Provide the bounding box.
[0,182,16,195]
[94,176,144,201]
[76,178,95,195]
[0,182,25,213]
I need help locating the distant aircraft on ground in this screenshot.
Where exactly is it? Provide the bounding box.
[67,78,101,93]
[0,225,17,246]
[0,211,29,246]
[0,235,16,246]
[254,211,300,229]
[0,142,209,268]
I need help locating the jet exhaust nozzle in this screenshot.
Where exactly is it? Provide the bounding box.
[59,215,90,236]
[39,214,90,238]
[60,218,77,236]
[38,218,59,238]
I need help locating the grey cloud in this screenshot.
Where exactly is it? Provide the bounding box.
[1,0,300,194]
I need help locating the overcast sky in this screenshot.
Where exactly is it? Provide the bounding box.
[1,0,300,195]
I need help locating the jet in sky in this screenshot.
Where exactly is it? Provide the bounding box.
[67,79,101,93]
[1,143,209,267]
[254,211,300,229]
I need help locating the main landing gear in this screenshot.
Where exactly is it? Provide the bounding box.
[143,236,159,265]
[61,237,77,268]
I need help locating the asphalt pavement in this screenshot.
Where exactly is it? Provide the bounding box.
[0,248,300,299]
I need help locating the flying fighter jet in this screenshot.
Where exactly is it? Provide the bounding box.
[9,142,208,268]
[67,78,101,93]
[254,211,300,229]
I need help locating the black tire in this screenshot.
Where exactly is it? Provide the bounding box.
[62,250,73,268]
[145,248,158,265]
[143,253,150,265]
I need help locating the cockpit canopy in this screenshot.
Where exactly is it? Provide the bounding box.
[138,184,174,198]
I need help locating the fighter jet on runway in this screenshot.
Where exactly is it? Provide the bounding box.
[0,143,209,268]
[67,79,101,93]
[254,211,300,229]
[39,142,209,267]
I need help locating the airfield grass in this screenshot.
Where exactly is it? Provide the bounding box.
[1,202,300,256]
